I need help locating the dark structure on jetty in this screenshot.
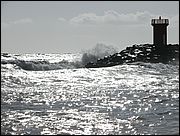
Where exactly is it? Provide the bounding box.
[151,16,169,46]
[85,16,179,68]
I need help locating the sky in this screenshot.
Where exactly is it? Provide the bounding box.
[1,1,179,53]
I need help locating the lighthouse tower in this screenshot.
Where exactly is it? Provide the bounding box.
[151,16,169,46]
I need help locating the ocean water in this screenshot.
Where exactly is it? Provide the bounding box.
[1,53,179,135]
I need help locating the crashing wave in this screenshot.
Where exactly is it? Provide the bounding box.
[81,43,118,65]
[1,59,83,71]
[1,43,119,71]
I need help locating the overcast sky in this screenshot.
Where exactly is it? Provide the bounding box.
[1,1,179,53]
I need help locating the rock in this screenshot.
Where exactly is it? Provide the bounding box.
[85,44,179,68]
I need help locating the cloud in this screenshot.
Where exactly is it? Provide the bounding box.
[2,18,32,29]
[70,13,99,25]
[69,10,154,25]
[58,17,67,22]
[13,18,32,24]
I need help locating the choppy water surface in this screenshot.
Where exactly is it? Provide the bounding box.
[1,53,179,135]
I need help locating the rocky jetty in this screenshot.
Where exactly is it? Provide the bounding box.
[85,44,179,68]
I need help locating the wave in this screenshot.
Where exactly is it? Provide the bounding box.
[1,57,178,72]
[1,43,119,71]
[2,58,178,72]
[1,59,83,71]
[81,43,118,65]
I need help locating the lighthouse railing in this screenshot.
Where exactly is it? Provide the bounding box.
[151,19,169,25]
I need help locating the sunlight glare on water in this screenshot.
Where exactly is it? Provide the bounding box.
[1,53,179,135]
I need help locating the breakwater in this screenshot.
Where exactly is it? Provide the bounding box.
[85,44,179,68]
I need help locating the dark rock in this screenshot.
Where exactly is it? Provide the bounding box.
[85,44,179,68]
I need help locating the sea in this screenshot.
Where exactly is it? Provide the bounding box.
[1,53,179,135]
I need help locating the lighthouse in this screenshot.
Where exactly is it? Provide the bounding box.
[151,16,169,46]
